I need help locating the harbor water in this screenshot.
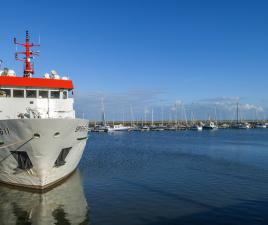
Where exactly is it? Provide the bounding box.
[1,129,268,224]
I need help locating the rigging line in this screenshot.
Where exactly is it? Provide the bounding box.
[0,138,29,149]
[0,137,34,164]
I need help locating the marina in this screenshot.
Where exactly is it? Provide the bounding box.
[88,99,268,132]
[88,120,268,132]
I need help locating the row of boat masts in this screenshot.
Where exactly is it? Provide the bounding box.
[89,101,267,132]
[89,120,268,132]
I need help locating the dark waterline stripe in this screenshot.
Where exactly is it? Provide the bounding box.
[77,137,88,141]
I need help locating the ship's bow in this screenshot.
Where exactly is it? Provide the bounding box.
[0,118,88,189]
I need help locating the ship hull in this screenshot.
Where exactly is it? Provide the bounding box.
[0,118,88,189]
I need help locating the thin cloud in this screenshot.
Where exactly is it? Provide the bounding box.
[74,89,168,120]
[74,92,267,121]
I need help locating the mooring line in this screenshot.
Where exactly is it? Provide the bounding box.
[0,137,34,164]
[0,139,29,149]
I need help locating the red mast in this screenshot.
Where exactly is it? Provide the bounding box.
[14,31,40,77]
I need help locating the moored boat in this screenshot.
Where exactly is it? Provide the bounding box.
[202,121,218,130]
[189,124,203,131]
[231,123,251,129]
[91,125,109,132]
[255,123,267,128]
[141,126,150,131]
[107,124,131,132]
[0,31,88,189]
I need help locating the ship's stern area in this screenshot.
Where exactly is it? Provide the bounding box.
[0,118,88,189]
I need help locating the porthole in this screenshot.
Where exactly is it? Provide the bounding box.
[33,133,40,139]
[54,132,60,138]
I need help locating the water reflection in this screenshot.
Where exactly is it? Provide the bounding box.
[0,170,90,225]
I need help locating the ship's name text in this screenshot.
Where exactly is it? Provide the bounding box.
[0,128,10,135]
[75,125,88,132]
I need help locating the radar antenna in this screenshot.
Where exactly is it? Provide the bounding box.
[14,31,40,77]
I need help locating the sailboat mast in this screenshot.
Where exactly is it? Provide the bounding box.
[144,108,147,125]
[161,105,164,125]
[236,102,239,124]
[151,108,154,126]
[130,105,134,127]
[123,111,125,125]
[183,105,188,125]
[101,97,106,126]
[214,105,217,122]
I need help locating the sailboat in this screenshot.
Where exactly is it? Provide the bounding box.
[139,108,149,131]
[203,121,218,130]
[255,123,267,128]
[231,102,250,129]
[254,109,267,128]
[92,98,110,132]
[203,113,218,130]
[107,105,132,132]
[189,111,202,131]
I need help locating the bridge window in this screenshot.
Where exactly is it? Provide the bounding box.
[50,91,60,99]
[62,91,68,99]
[68,90,73,98]
[26,90,37,98]
[0,89,11,97]
[39,90,48,98]
[13,89,24,98]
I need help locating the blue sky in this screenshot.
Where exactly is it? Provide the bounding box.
[1,0,268,120]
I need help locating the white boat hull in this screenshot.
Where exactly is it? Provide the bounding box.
[0,118,88,189]
[190,126,203,131]
[256,125,266,128]
[108,126,131,132]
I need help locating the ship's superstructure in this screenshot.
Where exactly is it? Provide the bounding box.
[0,75,75,119]
[0,31,88,189]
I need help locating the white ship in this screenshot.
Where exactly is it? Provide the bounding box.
[0,31,88,189]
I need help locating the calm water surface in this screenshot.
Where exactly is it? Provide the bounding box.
[1,129,268,224]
